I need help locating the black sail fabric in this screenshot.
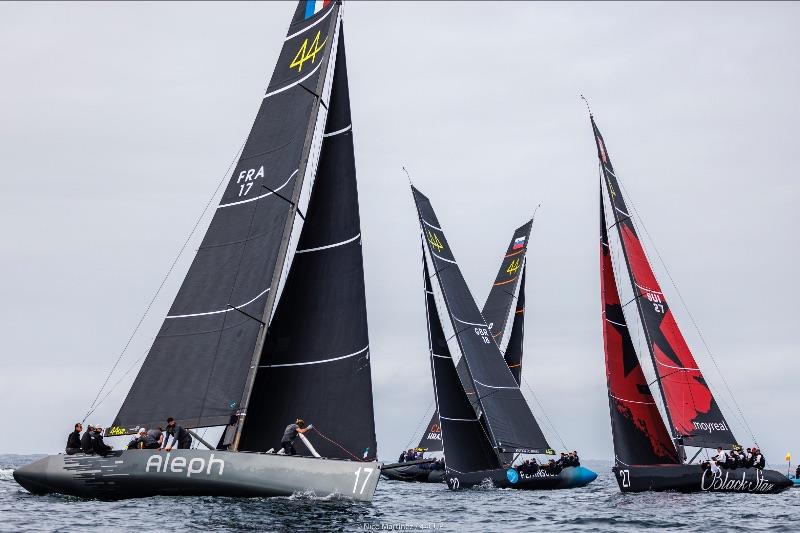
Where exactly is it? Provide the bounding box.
[482,220,533,355]
[416,411,444,453]
[412,186,551,454]
[238,27,377,461]
[423,259,499,474]
[503,266,526,385]
[591,115,737,449]
[111,1,342,434]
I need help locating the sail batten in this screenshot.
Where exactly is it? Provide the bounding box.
[592,115,737,450]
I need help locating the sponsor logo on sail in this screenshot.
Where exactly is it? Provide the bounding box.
[145,453,225,477]
[691,420,729,434]
[290,30,328,73]
[427,230,445,252]
[426,424,442,441]
[506,258,520,275]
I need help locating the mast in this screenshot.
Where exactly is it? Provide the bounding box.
[229,2,343,451]
[412,186,551,455]
[600,190,679,466]
[590,114,737,451]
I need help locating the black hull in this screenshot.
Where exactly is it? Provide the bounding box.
[612,464,792,494]
[445,466,597,491]
[13,450,381,501]
[380,459,445,483]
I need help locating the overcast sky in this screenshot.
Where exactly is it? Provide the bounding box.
[1,1,798,462]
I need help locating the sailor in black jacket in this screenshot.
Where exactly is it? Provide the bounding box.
[65,423,82,455]
[80,425,95,454]
[163,417,193,450]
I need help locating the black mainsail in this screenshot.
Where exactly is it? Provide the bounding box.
[110,2,375,455]
[417,221,533,450]
[412,186,550,455]
[238,25,377,460]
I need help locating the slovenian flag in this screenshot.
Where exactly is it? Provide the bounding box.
[512,236,526,250]
[304,0,331,20]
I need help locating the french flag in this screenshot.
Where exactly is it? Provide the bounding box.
[512,236,526,250]
[304,0,331,20]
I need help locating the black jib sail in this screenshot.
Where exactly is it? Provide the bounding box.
[110,2,350,439]
[412,186,550,455]
[591,115,737,449]
[503,266,527,385]
[423,258,499,473]
[600,197,679,466]
[238,25,377,460]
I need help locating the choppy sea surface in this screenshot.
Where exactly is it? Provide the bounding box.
[2,455,797,532]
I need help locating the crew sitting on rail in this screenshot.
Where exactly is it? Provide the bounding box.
[65,422,82,455]
[795,465,800,479]
[398,450,407,463]
[751,448,766,470]
[93,426,113,456]
[570,451,581,467]
[80,425,95,454]
[127,428,148,449]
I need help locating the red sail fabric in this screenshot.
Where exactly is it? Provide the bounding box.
[592,116,737,449]
[601,199,678,465]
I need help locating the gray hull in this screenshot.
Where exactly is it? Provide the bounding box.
[13,450,381,502]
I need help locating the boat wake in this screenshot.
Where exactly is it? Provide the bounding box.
[0,469,14,481]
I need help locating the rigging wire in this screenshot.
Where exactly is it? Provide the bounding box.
[311,426,363,461]
[82,139,246,423]
[521,376,568,451]
[83,341,153,421]
[405,401,435,451]
[614,176,761,449]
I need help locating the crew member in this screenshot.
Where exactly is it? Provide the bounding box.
[398,450,407,463]
[145,427,163,449]
[752,448,765,470]
[80,425,95,454]
[280,419,310,456]
[93,426,112,456]
[65,423,82,455]
[163,417,193,450]
[127,428,147,450]
[795,465,800,479]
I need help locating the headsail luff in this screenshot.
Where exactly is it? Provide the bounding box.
[601,195,679,465]
[591,115,737,449]
[423,256,500,473]
[111,1,342,436]
[503,265,526,385]
[237,24,377,460]
[412,186,551,455]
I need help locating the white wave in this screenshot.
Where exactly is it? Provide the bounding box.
[0,469,15,481]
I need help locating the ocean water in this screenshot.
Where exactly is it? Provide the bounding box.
[2,455,797,532]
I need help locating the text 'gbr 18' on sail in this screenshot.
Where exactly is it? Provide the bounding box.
[14,0,381,502]
[593,112,790,493]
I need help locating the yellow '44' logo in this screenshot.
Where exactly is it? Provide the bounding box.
[506,258,520,275]
[290,30,328,73]
[427,230,445,252]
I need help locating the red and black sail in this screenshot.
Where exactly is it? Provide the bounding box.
[592,116,737,449]
[601,198,678,465]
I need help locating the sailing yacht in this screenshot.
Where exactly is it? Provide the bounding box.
[14,0,381,501]
[405,186,597,490]
[593,113,791,493]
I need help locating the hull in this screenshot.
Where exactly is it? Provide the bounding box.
[380,459,445,483]
[445,466,597,491]
[612,464,792,494]
[13,450,381,502]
